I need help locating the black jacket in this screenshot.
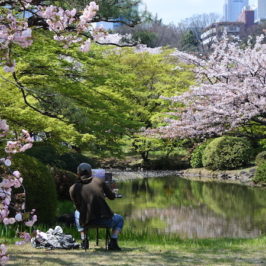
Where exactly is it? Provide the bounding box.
[69,176,115,227]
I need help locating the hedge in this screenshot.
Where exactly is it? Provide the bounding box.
[202,136,253,170]
[13,154,57,225]
[253,161,266,184]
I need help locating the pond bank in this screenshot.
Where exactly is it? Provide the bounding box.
[111,166,259,186]
[178,167,257,186]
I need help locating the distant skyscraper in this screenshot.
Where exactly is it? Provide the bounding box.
[224,0,249,21]
[257,0,266,21]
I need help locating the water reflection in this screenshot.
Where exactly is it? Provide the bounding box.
[109,175,266,239]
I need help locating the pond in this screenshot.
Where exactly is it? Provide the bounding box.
[108,175,266,239]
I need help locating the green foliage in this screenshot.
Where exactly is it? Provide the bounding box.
[143,156,189,170]
[190,142,209,168]
[0,29,194,159]
[202,136,253,170]
[58,152,99,173]
[94,0,145,26]
[132,31,158,47]
[255,151,266,166]
[253,161,266,184]
[108,47,194,160]
[1,30,142,155]
[51,168,77,200]
[0,69,94,147]
[179,30,199,52]
[13,154,57,225]
[25,142,60,165]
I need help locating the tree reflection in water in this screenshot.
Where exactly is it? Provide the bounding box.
[109,175,266,238]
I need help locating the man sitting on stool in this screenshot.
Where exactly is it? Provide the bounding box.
[69,163,124,251]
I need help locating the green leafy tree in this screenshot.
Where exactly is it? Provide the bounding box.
[179,30,199,52]
[105,48,194,162]
[1,29,194,159]
[1,30,142,155]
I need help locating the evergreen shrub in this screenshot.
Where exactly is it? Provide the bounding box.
[202,136,253,170]
[143,156,189,170]
[25,142,59,165]
[58,152,99,173]
[255,151,266,166]
[190,142,208,168]
[13,154,57,224]
[51,167,77,200]
[253,161,266,184]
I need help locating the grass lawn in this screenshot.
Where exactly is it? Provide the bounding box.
[4,237,266,265]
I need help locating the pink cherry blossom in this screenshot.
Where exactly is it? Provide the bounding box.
[1,179,13,189]
[0,1,99,72]
[19,143,33,152]
[151,35,266,138]
[80,39,91,52]
[23,232,31,242]
[0,244,8,265]
[15,213,23,222]
[0,120,9,136]
[78,2,99,31]
[3,197,11,206]
[4,159,11,167]
[8,218,16,224]
[3,218,10,225]
[0,244,7,255]
[15,232,31,245]
[25,214,37,227]
[13,179,22,188]
[0,119,36,257]
[3,65,16,73]
[0,209,8,220]
[5,141,20,154]
[12,171,21,178]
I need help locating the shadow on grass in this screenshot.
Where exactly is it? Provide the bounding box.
[7,237,266,265]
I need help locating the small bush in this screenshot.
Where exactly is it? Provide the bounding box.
[190,142,208,168]
[202,136,253,170]
[253,161,266,184]
[25,142,60,165]
[57,152,99,173]
[51,167,77,200]
[143,156,189,170]
[13,154,57,225]
[255,151,266,166]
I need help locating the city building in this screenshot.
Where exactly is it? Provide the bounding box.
[255,0,266,21]
[224,0,249,21]
[201,21,250,48]
[238,6,255,27]
[202,3,256,48]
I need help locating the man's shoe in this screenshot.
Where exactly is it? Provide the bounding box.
[81,238,89,250]
[108,238,121,251]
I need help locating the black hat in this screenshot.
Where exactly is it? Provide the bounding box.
[77,163,92,176]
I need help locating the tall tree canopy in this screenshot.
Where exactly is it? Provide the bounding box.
[0,30,143,152]
[107,47,193,160]
[0,30,194,156]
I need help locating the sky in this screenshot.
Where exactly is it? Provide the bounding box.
[141,0,257,24]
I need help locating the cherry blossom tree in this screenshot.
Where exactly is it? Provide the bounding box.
[0,1,101,263]
[0,119,35,264]
[153,35,266,139]
[0,0,102,71]
[0,0,138,121]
